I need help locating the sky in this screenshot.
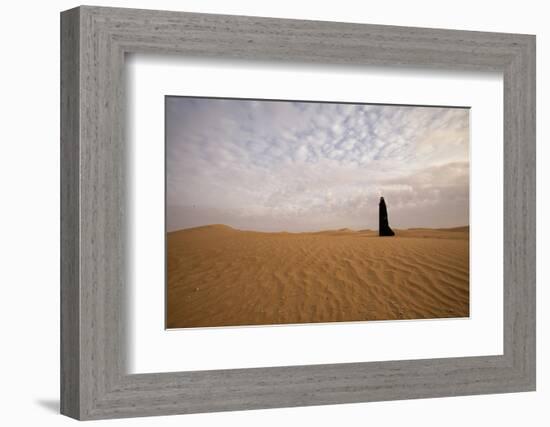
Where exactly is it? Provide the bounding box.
[166,97,469,232]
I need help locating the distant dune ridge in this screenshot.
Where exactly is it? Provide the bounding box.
[166,224,469,328]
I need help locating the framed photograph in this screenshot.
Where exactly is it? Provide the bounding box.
[60,6,536,420]
[164,96,471,329]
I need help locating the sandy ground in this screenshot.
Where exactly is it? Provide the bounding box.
[166,225,469,328]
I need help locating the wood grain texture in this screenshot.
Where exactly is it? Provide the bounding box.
[60,7,80,419]
[60,5,536,420]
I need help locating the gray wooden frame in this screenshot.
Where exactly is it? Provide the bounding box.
[60,5,536,420]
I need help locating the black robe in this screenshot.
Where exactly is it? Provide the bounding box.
[379,197,395,236]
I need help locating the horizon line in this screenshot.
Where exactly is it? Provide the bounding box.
[167,223,470,234]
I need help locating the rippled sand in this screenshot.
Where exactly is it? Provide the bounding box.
[166,225,469,328]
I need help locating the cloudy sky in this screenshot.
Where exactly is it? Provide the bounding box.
[166,97,469,232]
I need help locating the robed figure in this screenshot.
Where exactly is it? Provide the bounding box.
[379,197,395,236]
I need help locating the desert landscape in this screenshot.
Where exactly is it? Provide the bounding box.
[166,224,469,328]
[165,97,470,329]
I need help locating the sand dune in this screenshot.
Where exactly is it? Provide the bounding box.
[166,225,469,328]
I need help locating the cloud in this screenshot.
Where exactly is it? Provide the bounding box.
[166,97,469,232]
